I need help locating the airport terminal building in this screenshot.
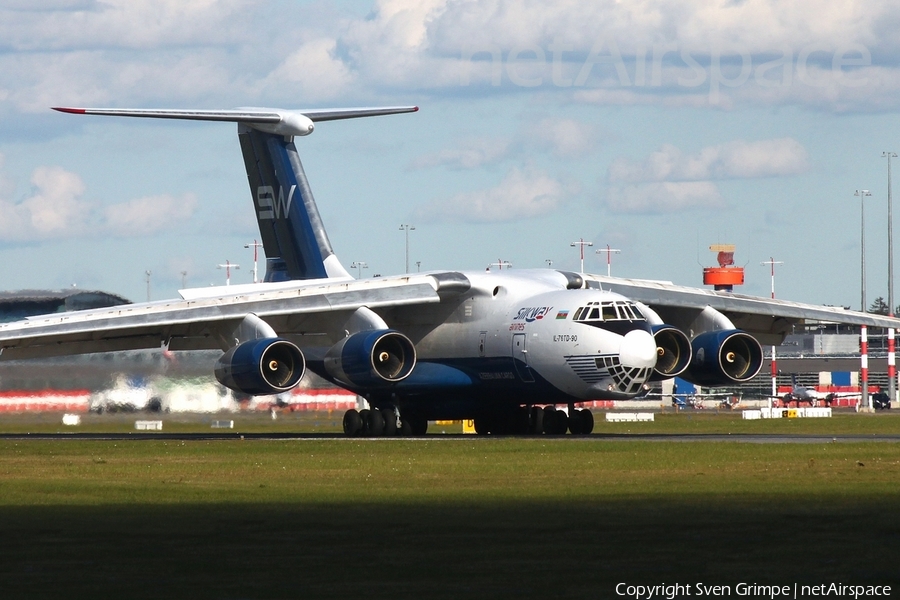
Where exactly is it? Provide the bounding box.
[0,289,130,323]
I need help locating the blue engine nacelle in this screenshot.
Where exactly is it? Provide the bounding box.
[649,324,692,381]
[324,329,416,388]
[683,330,763,386]
[214,338,306,395]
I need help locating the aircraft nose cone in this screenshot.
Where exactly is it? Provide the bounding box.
[619,329,657,368]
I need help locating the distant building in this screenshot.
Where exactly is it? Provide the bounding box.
[0,289,131,323]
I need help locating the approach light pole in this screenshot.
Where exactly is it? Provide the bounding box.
[595,245,621,277]
[350,261,368,279]
[761,257,784,406]
[856,189,872,410]
[399,224,415,273]
[761,257,783,300]
[145,270,152,302]
[244,240,264,284]
[570,239,593,273]
[885,152,898,404]
[180,271,187,289]
[217,260,240,286]
[487,260,511,271]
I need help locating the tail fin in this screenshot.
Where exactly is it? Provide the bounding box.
[239,126,346,281]
[52,105,418,281]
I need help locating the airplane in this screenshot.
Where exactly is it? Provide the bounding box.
[0,104,898,437]
[778,374,858,407]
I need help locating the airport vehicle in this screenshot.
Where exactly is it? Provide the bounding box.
[0,106,897,436]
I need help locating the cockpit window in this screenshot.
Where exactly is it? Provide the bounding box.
[573,300,645,323]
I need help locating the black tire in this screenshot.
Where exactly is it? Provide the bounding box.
[530,406,544,435]
[552,408,568,435]
[358,409,371,436]
[342,409,362,437]
[406,415,428,436]
[567,412,581,435]
[367,408,385,436]
[474,416,492,435]
[578,409,594,435]
[512,407,530,434]
[381,408,398,436]
[543,407,558,435]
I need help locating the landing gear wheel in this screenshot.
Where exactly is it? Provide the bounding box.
[543,407,566,435]
[567,412,582,435]
[342,409,363,437]
[404,415,428,436]
[512,407,530,434]
[381,408,398,436]
[367,408,385,436]
[578,408,594,435]
[530,406,544,435]
[358,409,371,435]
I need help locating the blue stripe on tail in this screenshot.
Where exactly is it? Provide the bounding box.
[238,125,347,281]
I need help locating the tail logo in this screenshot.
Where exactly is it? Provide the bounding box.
[256,185,296,220]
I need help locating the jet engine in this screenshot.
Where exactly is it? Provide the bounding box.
[682,330,763,386]
[649,325,692,380]
[214,338,305,395]
[324,329,416,388]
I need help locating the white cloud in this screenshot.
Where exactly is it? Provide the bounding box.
[410,117,599,171]
[608,138,809,183]
[0,163,198,242]
[414,166,569,222]
[533,118,599,158]
[1,0,898,114]
[262,38,354,103]
[607,181,724,214]
[104,193,198,236]
[410,137,512,169]
[0,165,91,240]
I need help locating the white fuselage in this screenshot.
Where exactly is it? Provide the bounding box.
[385,269,658,402]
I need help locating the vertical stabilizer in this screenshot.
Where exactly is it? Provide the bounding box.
[239,125,350,281]
[51,104,418,282]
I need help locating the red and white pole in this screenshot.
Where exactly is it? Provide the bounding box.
[861,325,869,410]
[888,327,895,401]
[770,345,777,409]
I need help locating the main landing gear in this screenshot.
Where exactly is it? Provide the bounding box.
[342,405,595,437]
[342,407,428,437]
[474,405,594,436]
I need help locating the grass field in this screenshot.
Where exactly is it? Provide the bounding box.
[0,411,899,599]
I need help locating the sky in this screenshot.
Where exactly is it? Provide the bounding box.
[1,0,899,309]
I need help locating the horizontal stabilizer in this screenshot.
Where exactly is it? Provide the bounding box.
[53,105,419,137]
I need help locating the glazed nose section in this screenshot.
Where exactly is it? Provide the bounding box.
[619,329,658,368]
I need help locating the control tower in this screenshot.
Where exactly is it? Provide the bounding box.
[703,244,744,292]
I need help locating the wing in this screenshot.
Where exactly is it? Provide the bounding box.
[583,274,900,344]
[0,273,469,361]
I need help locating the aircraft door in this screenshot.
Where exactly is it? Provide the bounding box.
[512,333,535,383]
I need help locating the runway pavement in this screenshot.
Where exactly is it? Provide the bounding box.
[1,432,899,442]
